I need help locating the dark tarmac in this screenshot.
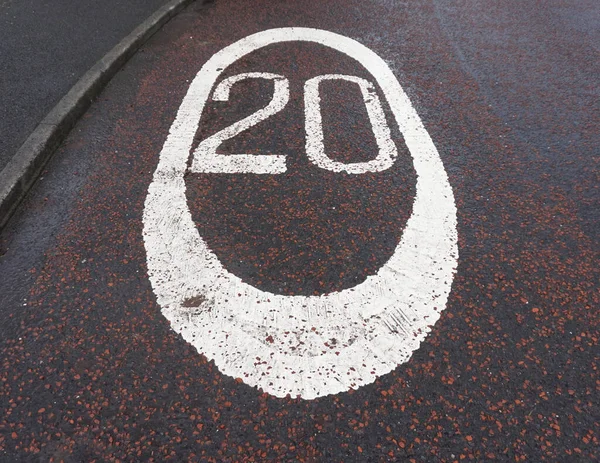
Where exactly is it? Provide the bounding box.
[0,0,170,171]
[0,0,598,461]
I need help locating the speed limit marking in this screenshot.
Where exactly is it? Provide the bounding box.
[143,27,458,399]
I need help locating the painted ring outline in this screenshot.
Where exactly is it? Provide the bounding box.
[143,27,458,399]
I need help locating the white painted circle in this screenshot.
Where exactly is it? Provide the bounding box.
[143,27,458,399]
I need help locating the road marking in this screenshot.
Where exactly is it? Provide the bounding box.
[143,27,458,399]
[304,74,398,174]
[191,72,289,174]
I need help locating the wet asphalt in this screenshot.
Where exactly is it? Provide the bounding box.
[0,0,170,171]
[0,0,599,461]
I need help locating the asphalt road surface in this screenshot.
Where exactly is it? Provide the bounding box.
[1,0,599,461]
[0,0,170,172]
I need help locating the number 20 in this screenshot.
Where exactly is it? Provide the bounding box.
[190,72,398,175]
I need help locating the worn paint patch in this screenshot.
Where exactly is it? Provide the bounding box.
[143,27,458,399]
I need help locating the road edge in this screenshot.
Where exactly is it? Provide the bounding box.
[0,0,196,232]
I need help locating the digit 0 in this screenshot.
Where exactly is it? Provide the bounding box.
[304,74,398,174]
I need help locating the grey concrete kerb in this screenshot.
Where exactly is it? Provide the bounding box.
[0,0,196,231]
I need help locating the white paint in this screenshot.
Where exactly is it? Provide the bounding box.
[143,27,458,399]
[192,71,398,174]
[191,72,289,174]
[304,74,398,173]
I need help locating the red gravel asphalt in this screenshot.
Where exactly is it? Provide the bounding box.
[0,0,598,461]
